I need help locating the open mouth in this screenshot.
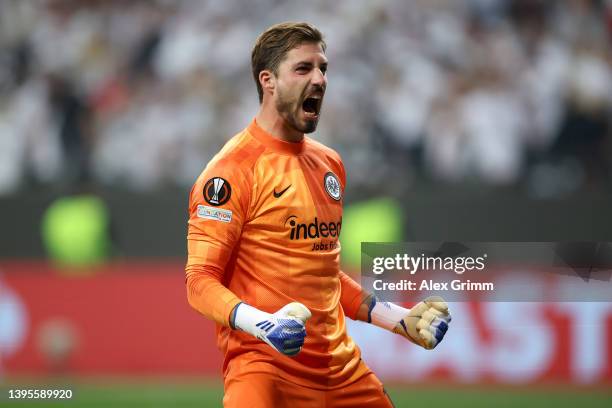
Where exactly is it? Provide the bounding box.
[302,96,321,118]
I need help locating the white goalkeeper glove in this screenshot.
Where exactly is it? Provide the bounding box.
[232,302,312,356]
[368,296,451,350]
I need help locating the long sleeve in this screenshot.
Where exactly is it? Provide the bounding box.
[185,151,253,327]
[339,270,367,320]
[185,257,241,327]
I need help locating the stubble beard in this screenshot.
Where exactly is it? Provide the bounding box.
[275,89,318,135]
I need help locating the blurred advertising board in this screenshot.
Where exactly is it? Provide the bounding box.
[1,261,611,384]
[0,261,221,376]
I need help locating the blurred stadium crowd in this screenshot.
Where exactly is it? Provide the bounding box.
[0,0,611,196]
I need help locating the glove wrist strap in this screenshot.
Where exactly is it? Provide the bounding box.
[370,298,410,331]
[233,303,271,336]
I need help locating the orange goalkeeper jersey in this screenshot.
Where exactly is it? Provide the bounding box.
[185,119,367,388]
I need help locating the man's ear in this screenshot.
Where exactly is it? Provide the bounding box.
[259,70,275,96]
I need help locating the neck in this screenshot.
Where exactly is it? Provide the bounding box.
[255,100,304,143]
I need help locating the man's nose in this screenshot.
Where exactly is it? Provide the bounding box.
[311,68,326,87]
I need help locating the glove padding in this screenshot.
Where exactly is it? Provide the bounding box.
[253,302,312,356]
[392,296,451,350]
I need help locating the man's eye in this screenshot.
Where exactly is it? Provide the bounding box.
[296,67,308,73]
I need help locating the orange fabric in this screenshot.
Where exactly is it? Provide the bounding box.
[223,356,394,408]
[185,263,241,328]
[186,119,367,387]
[339,271,365,320]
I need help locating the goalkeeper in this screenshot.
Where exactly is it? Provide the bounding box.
[185,22,451,408]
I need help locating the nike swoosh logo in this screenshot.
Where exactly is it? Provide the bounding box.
[273,185,291,198]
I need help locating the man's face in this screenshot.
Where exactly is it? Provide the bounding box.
[273,42,328,134]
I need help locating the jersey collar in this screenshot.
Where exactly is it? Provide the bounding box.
[248,119,306,155]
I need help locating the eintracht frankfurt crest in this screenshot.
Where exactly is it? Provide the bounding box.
[204,177,231,206]
[324,172,342,201]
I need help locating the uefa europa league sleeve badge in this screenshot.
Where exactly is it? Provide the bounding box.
[204,177,232,206]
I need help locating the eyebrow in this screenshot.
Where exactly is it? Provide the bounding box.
[294,61,329,68]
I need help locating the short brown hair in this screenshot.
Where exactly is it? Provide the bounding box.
[251,22,326,103]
